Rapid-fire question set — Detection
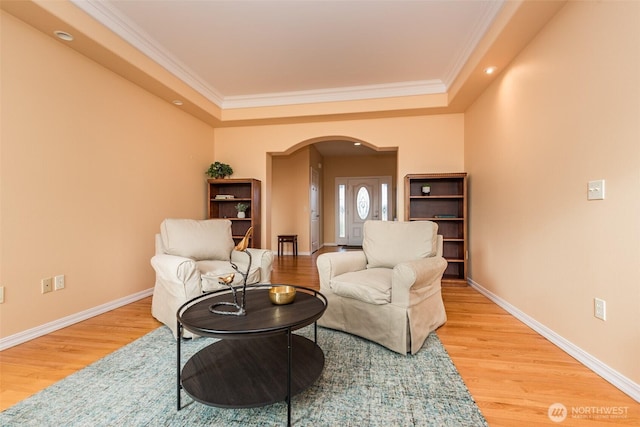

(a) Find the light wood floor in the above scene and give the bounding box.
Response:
[1,248,637,425]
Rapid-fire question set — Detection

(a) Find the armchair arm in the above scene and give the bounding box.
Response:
[234,248,274,284]
[316,251,367,291]
[391,256,448,307]
[150,254,202,300]
[154,233,164,255]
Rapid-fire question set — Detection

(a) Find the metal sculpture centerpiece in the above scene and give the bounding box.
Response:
[209,227,253,316]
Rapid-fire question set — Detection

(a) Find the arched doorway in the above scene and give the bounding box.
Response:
[269,137,397,254]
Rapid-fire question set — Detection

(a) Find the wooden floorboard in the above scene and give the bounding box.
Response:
[437,286,638,426]
[1,247,637,425]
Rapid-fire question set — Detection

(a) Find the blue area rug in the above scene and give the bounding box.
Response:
[1,326,487,426]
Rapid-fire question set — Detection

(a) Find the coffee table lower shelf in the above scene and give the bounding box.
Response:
[181,333,324,408]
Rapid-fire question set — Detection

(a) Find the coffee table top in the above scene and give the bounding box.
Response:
[177,285,327,339]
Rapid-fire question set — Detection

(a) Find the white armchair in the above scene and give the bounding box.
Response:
[316,220,447,354]
[150,218,273,337]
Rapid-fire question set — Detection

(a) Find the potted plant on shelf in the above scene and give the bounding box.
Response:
[206,162,233,179]
[421,183,431,195]
[235,202,249,218]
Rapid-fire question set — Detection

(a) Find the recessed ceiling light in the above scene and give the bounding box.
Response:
[54,31,74,42]
[353,142,361,146]
[172,100,184,106]
[484,66,497,75]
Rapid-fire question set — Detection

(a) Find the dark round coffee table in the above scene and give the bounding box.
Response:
[176,284,327,426]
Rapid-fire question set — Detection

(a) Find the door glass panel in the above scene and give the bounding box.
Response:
[339,184,346,238]
[356,186,370,220]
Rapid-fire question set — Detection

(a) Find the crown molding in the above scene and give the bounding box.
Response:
[221,80,447,109]
[70,0,453,109]
[442,0,505,88]
[70,0,225,106]
[71,0,503,110]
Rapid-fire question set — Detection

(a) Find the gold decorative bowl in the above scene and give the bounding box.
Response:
[269,286,296,305]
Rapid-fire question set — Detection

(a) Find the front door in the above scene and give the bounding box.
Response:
[336,176,392,246]
[347,178,378,245]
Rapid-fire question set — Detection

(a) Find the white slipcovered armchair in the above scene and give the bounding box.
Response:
[316,220,447,354]
[151,218,273,337]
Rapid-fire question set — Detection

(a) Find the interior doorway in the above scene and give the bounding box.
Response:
[269,137,397,253]
[310,167,320,253]
[335,176,392,246]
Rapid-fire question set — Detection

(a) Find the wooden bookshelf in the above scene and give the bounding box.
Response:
[404,173,468,285]
[207,178,261,248]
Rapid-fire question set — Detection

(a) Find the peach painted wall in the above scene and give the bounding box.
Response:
[213,114,464,249]
[0,12,215,337]
[271,147,313,252]
[465,1,640,383]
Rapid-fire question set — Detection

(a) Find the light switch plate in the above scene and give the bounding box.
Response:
[588,179,605,200]
[594,298,606,320]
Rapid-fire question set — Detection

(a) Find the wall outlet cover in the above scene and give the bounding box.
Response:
[41,278,53,294]
[594,297,606,321]
[54,275,65,290]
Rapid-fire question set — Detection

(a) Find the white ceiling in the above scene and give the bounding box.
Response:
[72,0,505,110]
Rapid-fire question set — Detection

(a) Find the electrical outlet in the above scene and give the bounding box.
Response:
[54,275,65,290]
[594,298,606,321]
[0,286,5,303]
[41,277,53,294]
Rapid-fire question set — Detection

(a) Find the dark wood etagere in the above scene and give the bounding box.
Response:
[404,173,468,285]
[207,178,261,248]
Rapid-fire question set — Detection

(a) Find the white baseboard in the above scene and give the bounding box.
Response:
[0,288,154,351]
[468,278,640,403]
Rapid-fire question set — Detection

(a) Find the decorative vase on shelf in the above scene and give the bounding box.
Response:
[235,202,248,218]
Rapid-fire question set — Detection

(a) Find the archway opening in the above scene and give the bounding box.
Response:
[268,137,397,254]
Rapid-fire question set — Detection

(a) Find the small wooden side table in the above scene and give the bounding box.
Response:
[277,234,298,256]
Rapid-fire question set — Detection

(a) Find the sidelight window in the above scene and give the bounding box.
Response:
[338,184,346,238]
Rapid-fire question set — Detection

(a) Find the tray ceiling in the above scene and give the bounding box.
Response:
[72,0,505,109]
